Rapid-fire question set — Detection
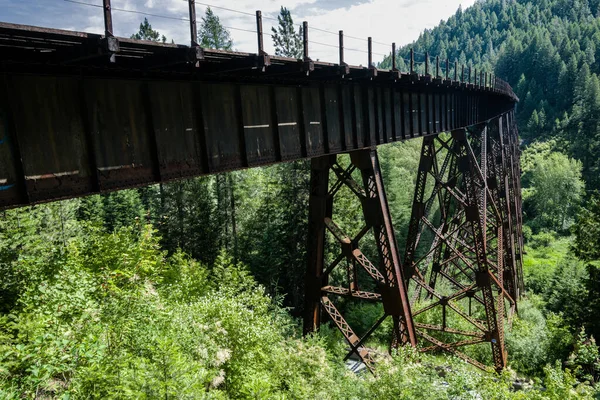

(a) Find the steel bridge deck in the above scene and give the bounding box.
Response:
[0,22,516,210]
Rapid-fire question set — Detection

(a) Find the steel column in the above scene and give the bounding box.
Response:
[402,119,519,372]
[304,148,416,372]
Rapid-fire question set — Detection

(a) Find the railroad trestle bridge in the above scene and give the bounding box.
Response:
[0,0,522,373]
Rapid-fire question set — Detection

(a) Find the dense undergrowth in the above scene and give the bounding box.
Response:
[0,219,597,399]
[3,0,600,395]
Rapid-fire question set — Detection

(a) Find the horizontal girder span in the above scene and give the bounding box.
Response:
[0,22,517,210]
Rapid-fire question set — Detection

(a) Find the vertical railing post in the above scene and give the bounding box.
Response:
[338,30,348,75]
[303,21,309,60]
[255,10,269,69]
[188,0,198,46]
[103,0,113,37]
[256,11,264,54]
[454,60,458,81]
[368,37,376,77]
[461,64,465,83]
[392,42,397,71]
[425,52,429,76]
[436,56,440,78]
[102,0,118,63]
[410,48,414,74]
[446,59,449,80]
[302,21,313,72]
[187,0,203,66]
[368,37,373,67]
[339,30,344,65]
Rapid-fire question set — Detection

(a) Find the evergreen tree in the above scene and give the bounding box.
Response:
[131,18,167,43]
[198,7,233,50]
[573,195,600,261]
[271,7,303,58]
[76,194,105,226]
[237,161,310,310]
[158,178,219,265]
[102,190,144,232]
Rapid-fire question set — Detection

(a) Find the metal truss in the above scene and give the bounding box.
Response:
[304,148,416,372]
[402,110,524,372]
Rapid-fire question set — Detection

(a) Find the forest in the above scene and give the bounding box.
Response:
[1,0,600,398]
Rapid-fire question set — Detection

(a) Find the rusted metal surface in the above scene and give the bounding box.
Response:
[304,149,415,373]
[0,21,516,210]
[402,112,523,372]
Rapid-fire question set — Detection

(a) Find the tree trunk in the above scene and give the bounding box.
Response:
[228,173,238,262]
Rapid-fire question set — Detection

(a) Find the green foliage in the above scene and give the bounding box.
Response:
[565,328,600,383]
[521,147,584,232]
[358,347,595,399]
[572,194,600,261]
[379,140,423,248]
[522,233,572,294]
[271,7,303,58]
[199,7,232,50]
[237,161,310,310]
[0,202,81,313]
[0,224,348,398]
[157,178,220,265]
[378,0,600,193]
[522,231,593,333]
[1,199,599,398]
[584,262,600,342]
[541,361,597,399]
[100,190,145,232]
[544,259,589,330]
[130,18,166,43]
[505,296,574,376]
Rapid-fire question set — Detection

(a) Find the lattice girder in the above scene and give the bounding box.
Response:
[402,113,522,372]
[304,148,416,373]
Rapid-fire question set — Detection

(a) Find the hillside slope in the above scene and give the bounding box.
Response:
[381,0,600,189]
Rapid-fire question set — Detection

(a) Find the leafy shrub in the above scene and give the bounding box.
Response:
[565,328,600,383]
[1,208,598,399]
[531,231,557,248]
[0,226,354,399]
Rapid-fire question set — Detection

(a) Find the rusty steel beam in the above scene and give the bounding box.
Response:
[401,112,522,372]
[304,155,333,334]
[305,148,415,373]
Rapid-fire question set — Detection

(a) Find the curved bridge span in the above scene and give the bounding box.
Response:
[0,22,516,209]
[0,16,522,372]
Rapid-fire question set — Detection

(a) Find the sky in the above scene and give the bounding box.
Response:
[0,0,476,65]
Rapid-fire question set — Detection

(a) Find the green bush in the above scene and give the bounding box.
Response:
[0,226,355,399]
[0,208,598,399]
[505,296,575,377]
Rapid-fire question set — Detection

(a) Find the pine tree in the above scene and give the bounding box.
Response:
[77,194,105,226]
[271,7,302,58]
[131,18,167,43]
[198,7,233,50]
[102,190,144,232]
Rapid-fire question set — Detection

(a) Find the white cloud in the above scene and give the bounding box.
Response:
[188,0,476,65]
[2,0,475,65]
